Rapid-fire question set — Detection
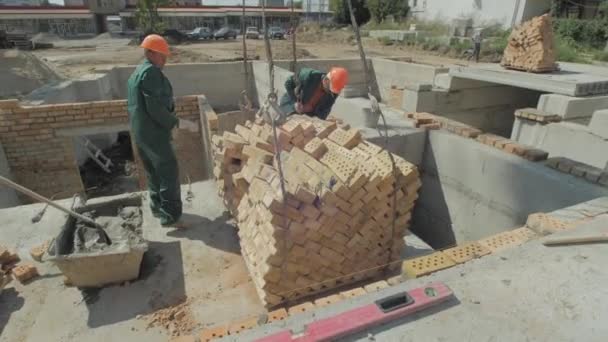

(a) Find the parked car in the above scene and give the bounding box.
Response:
[245,26,260,39]
[213,27,237,40]
[269,26,285,40]
[187,27,212,40]
[161,29,187,44]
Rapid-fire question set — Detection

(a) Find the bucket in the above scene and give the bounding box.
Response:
[362,107,380,128]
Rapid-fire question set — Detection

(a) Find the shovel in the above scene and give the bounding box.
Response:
[0,175,111,245]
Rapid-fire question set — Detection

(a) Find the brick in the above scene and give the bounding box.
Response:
[199,326,228,342]
[0,249,19,266]
[29,240,50,262]
[339,287,367,299]
[267,308,288,323]
[228,316,258,335]
[287,301,315,315]
[313,294,343,307]
[442,242,490,264]
[363,280,390,293]
[525,213,570,235]
[11,263,38,283]
[478,227,537,253]
[402,252,456,279]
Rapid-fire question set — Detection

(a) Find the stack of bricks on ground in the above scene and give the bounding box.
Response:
[406,111,549,162]
[501,14,558,73]
[1,244,39,285]
[0,97,204,201]
[211,114,421,307]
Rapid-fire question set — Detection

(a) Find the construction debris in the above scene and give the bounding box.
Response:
[501,14,558,73]
[211,115,421,307]
[143,300,198,337]
[29,240,50,262]
[12,263,39,283]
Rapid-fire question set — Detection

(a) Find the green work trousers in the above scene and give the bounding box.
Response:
[136,139,182,225]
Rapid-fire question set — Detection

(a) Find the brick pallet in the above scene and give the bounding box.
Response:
[501,14,557,73]
[211,115,421,307]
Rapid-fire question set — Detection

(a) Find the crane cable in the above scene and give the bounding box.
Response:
[290,0,302,104]
[345,0,399,275]
[239,0,252,112]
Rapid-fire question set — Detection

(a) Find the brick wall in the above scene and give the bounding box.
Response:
[0,96,205,202]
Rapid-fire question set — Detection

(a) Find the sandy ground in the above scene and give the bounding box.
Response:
[31,35,465,79]
[0,181,265,342]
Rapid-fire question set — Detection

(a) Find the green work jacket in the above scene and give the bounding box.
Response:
[127,59,178,146]
[279,67,337,120]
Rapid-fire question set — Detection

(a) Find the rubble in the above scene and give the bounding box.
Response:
[211,115,421,307]
[501,14,558,73]
[143,300,198,337]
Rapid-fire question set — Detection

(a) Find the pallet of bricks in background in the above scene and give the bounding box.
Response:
[500,14,558,73]
[210,114,421,307]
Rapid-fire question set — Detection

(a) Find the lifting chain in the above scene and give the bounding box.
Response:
[239,0,252,112]
[346,0,397,273]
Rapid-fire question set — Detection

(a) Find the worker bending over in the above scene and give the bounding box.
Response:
[127,34,187,228]
[280,67,349,119]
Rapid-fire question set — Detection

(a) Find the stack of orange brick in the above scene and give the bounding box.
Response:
[211,115,421,307]
[501,14,558,73]
[476,133,548,161]
[406,112,482,138]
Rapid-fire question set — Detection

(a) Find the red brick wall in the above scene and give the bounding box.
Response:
[0,96,204,202]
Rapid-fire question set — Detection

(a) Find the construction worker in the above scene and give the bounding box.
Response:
[127,34,185,228]
[280,67,349,120]
[471,30,483,63]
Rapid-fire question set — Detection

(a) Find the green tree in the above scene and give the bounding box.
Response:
[330,0,371,25]
[367,0,409,22]
[136,0,168,33]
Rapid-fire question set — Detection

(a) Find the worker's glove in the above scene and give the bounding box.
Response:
[295,102,304,114]
[178,118,199,133]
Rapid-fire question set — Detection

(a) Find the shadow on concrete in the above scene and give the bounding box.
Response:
[410,137,457,249]
[167,211,241,255]
[85,240,186,328]
[0,287,25,336]
[334,297,462,341]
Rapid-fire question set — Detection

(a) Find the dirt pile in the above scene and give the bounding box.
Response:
[297,24,355,45]
[143,300,198,337]
[501,14,557,72]
[169,47,213,63]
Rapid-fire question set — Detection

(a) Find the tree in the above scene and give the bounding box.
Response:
[135,0,168,34]
[367,0,409,22]
[330,0,371,25]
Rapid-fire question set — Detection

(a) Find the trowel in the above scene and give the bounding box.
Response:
[0,176,111,245]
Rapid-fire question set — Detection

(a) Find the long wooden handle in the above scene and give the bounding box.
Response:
[0,175,99,227]
[543,233,608,246]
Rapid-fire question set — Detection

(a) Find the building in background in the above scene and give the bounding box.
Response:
[0,0,41,6]
[261,0,284,7]
[409,0,551,29]
[63,0,86,6]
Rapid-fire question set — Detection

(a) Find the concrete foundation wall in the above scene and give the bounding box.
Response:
[371,58,448,103]
[404,85,541,136]
[413,130,608,248]
[537,93,608,120]
[511,118,608,169]
[0,141,20,208]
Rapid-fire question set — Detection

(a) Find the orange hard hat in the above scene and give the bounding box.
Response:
[140,34,170,56]
[327,67,349,94]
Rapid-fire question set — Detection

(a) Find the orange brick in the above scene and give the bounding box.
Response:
[287,301,315,315]
[267,308,288,323]
[363,280,390,293]
[12,263,38,283]
[199,326,228,342]
[228,316,259,335]
[339,287,367,299]
[29,241,49,262]
[313,294,343,307]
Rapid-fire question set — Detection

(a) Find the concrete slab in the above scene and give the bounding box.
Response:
[589,109,608,139]
[511,119,608,169]
[537,93,608,120]
[450,63,608,96]
[239,214,608,341]
[0,181,265,342]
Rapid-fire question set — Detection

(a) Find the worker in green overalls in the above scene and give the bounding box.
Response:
[279,67,349,119]
[127,34,185,228]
